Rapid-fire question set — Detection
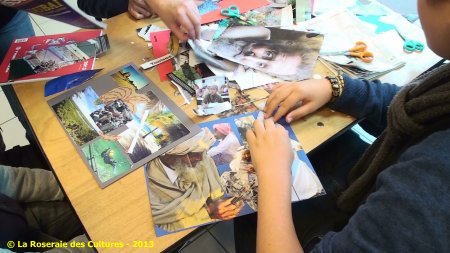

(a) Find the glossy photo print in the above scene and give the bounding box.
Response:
[89,99,133,134]
[146,127,246,236]
[117,95,191,163]
[82,138,132,184]
[52,86,102,146]
[49,63,200,188]
[208,27,324,81]
[111,64,149,90]
[195,76,232,115]
[146,111,325,236]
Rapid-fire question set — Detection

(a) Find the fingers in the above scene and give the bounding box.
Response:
[246,128,256,147]
[286,103,315,123]
[135,0,150,10]
[272,95,301,122]
[253,120,265,138]
[264,89,290,119]
[185,8,201,39]
[177,12,195,39]
[169,23,188,41]
[129,8,144,19]
[264,118,275,130]
[128,0,151,19]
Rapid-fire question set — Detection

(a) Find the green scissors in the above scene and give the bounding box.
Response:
[396,28,424,53]
[220,5,256,25]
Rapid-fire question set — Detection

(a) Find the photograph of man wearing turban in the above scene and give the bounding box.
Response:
[146,128,244,233]
[207,123,241,165]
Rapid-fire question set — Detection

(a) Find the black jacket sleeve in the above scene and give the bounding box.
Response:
[77,0,129,19]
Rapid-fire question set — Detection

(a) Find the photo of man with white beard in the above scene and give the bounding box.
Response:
[146,128,244,233]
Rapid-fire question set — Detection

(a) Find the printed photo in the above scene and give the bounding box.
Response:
[111,65,149,90]
[244,6,284,27]
[208,27,324,81]
[217,89,262,118]
[268,0,289,8]
[90,99,133,134]
[168,50,215,95]
[82,139,132,183]
[195,76,232,115]
[52,86,103,146]
[221,148,258,211]
[146,128,244,234]
[146,112,325,236]
[169,51,200,91]
[117,91,190,162]
[10,45,86,79]
[207,123,241,166]
[234,115,256,145]
[197,0,221,15]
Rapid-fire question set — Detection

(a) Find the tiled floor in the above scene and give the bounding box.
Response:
[0,89,29,149]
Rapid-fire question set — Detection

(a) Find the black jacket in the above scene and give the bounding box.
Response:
[77,0,128,19]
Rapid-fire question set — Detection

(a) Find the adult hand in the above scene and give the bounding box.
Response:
[128,0,152,19]
[208,198,244,220]
[146,0,201,40]
[264,79,333,123]
[246,119,293,188]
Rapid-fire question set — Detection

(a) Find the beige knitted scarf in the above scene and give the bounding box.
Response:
[337,64,450,213]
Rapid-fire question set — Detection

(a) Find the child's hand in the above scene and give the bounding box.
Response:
[147,0,200,40]
[246,119,293,188]
[264,79,332,123]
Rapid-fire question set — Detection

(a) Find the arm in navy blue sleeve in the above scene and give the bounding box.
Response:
[328,75,401,137]
[311,130,450,253]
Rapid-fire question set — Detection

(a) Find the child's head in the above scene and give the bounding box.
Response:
[418,0,450,59]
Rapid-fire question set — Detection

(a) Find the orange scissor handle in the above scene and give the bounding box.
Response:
[349,51,374,63]
[349,41,368,52]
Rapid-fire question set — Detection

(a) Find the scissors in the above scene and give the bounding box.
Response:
[322,41,374,63]
[220,5,256,25]
[395,28,424,53]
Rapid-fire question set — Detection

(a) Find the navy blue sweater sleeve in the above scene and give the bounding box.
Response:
[311,129,450,253]
[77,0,128,19]
[328,76,401,136]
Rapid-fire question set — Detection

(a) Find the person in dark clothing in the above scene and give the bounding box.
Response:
[239,0,450,252]
[77,0,129,19]
[77,0,201,40]
[0,165,88,253]
[0,5,35,61]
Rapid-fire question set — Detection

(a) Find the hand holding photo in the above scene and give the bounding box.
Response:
[195,76,232,115]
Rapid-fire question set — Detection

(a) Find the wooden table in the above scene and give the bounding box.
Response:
[13,13,354,252]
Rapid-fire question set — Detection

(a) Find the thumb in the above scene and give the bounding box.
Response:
[285,103,315,123]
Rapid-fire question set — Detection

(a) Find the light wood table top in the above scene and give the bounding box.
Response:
[13,13,354,252]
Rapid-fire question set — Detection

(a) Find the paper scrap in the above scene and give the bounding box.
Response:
[44,69,102,97]
[201,0,270,24]
[150,30,174,81]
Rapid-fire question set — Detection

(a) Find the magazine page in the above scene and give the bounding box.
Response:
[48,63,200,188]
[295,10,405,73]
[0,30,104,84]
[145,111,325,236]
[208,27,324,81]
[0,0,105,29]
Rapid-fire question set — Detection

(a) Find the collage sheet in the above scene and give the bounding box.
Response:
[48,63,200,187]
[145,111,325,236]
